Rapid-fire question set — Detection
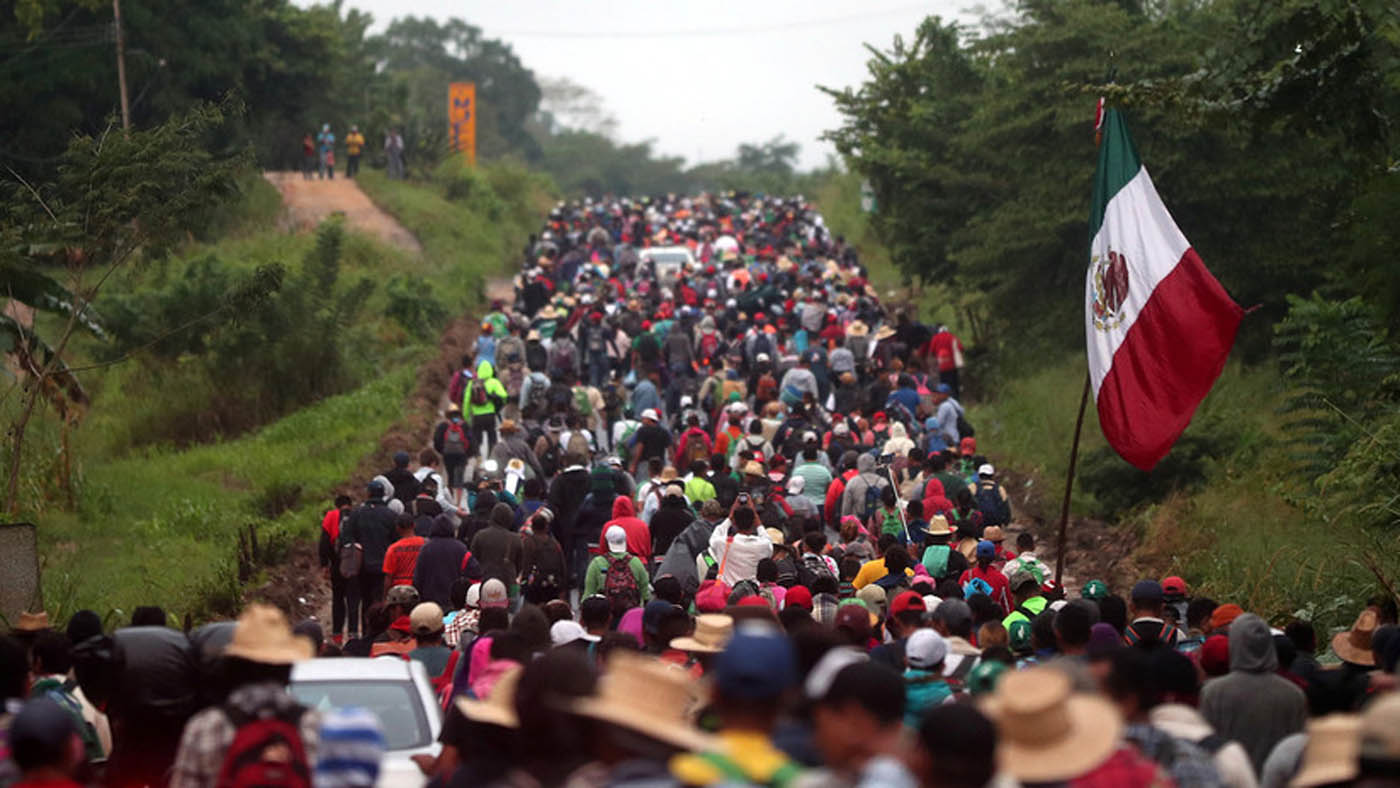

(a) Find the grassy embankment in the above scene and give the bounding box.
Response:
[30,160,551,625]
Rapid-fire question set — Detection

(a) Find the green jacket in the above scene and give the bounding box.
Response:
[464,360,508,416]
[583,551,651,602]
[1002,595,1048,630]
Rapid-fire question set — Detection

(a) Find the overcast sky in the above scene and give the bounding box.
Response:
[327,0,972,170]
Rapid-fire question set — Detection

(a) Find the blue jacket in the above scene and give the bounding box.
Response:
[903,668,952,729]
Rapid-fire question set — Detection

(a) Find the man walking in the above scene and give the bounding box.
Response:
[385,128,405,179]
[344,125,365,178]
[339,480,397,638]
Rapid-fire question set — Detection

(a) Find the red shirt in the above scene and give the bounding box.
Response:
[925,331,964,373]
[321,508,342,543]
[959,564,1011,613]
[382,536,425,586]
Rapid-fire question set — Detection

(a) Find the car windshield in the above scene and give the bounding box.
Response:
[289,680,431,750]
[646,252,689,265]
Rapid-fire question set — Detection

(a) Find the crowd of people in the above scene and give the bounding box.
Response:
[300,125,405,181]
[4,192,1400,787]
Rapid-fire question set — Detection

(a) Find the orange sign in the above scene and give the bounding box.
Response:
[448,82,477,164]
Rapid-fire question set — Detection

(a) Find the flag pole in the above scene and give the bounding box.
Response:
[1053,374,1091,585]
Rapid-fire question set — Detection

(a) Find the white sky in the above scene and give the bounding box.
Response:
[327,0,972,170]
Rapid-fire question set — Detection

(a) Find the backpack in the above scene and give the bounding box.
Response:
[550,340,578,373]
[573,387,593,417]
[442,421,469,456]
[797,552,835,588]
[751,332,773,360]
[469,380,488,407]
[338,542,363,579]
[448,368,472,406]
[537,434,561,478]
[523,534,566,603]
[861,478,882,523]
[757,373,778,402]
[681,430,709,468]
[604,553,641,618]
[699,331,720,362]
[974,481,1010,526]
[957,410,975,439]
[547,383,574,414]
[216,703,312,788]
[526,372,550,413]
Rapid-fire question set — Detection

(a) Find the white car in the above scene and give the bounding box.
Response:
[639,245,694,288]
[289,657,442,787]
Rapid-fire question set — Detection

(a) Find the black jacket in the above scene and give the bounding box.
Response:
[547,467,591,546]
[341,499,397,569]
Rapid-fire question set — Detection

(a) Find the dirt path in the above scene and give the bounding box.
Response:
[263,172,423,254]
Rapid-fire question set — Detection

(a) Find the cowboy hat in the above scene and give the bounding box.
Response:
[223,604,315,665]
[845,320,869,338]
[874,325,896,341]
[983,525,1006,543]
[923,515,952,537]
[571,651,718,752]
[537,306,558,320]
[1292,714,1362,787]
[1332,608,1380,666]
[659,466,679,482]
[455,664,524,729]
[14,611,51,632]
[670,614,734,654]
[981,667,1121,783]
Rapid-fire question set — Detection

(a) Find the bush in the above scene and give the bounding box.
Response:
[385,274,449,338]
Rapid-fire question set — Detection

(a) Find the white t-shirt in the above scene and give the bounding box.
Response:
[704,520,774,587]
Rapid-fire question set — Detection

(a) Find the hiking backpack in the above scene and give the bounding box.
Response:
[604,554,641,618]
[756,373,778,403]
[546,383,574,414]
[442,421,469,456]
[550,339,578,374]
[468,380,488,407]
[751,332,773,360]
[973,481,1010,526]
[523,535,566,603]
[526,372,550,414]
[797,552,835,588]
[537,434,562,478]
[448,369,472,406]
[216,704,312,788]
[860,478,882,524]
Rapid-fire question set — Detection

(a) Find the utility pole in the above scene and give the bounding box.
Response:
[113,0,131,130]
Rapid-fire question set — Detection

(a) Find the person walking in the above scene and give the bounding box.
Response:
[316,123,335,179]
[344,124,365,178]
[464,360,508,460]
[339,480,397,638]
[385,128,405,179]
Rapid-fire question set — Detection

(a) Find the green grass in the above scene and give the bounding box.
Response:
[38,367,414,622]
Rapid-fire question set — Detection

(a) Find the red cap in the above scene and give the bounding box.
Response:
[784,586,813,611]
[872,411,887,423]
[889,590,926,617]
[1200,634,1230,677]
[589,312,602,323]
[1161,576,1187,596]
[959,437,977,455]
[737,595,770,609]
[641,320,652,330]
[390,616,412,634]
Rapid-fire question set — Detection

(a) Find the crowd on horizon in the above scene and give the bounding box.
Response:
[4,192,1400,787]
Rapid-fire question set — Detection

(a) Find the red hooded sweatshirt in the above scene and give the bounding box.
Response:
[606,496,651,563]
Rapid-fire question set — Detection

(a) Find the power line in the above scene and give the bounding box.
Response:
[490,3,928,40]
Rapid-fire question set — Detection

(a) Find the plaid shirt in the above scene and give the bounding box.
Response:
[1126,723,1224,788]
[812,592,841,626]
[170,683,322,788]
[444,607,478,649]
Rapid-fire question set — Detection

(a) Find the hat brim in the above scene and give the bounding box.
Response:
[1331,632,1376,666]
[571,697,718,753]
[986,694,1121,783]
[454,695,518,729]
[224,639,314,665]
[669,636,725,654]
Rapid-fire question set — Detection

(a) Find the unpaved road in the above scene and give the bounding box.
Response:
[263,172,422,254]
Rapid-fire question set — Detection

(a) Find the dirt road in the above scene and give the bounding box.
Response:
[263,172,422,254]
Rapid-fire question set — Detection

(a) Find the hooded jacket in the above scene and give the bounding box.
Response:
[340,498,397,569]
[605,496,651,562]
[840,454,888,520]
[465,361,508,417]
[413,515,470,608]
[1200,613,1307,773]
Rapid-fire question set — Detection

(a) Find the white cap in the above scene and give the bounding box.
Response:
[756,353,770,363]
[1049,599,1069,613]
[728,401,748,414]
[786,476,805,495]
[641,408,660,422]
[605,525,627,552]
[833,422,850,435]
[679,395,693,408]
[804,646,869,700]
[465,582,481,608]
[905,629,949,669]
[978,463,996,477]
[549,619,599,646]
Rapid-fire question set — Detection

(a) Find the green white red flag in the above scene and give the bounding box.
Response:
[1086,109,1243,470]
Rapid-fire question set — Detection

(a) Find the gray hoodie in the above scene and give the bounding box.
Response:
[1200,613,1307,774]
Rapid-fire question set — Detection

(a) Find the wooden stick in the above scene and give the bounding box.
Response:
[1054,375,1092,585]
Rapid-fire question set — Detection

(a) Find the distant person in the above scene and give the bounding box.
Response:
[316,123,335,179]
[301,133,316,180]
[344,124,365,178]
[385,128,405,179]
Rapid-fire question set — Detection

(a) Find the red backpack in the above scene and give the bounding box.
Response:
[216,704,312,788]
[604,553,641,618]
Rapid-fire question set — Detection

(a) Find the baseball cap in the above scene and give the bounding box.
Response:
[409,602,444,636]
[465,583,482,609]
[834,603,874,638]
[967,660,1007,696]
[605,525,627,552]
[934,598,973,632]
[832,422,850,436]
[1008,618,1033,653]
[959,436,977,455]
[935,383,952,394]
[1130,579,1164,603]
[713,624,796,701]
[1161,576,1188,597]
[642,600,677,635]
[390,616,412,634]
[976,540,996,559]
[9,698,76,768]
[905,629,948,669]
[977,463,995,477]
[479,578,509,609]
[856,585,887,616]
[889,590,926,618]
[641,408,660,422]
[386,585,420,608]
[1080,579,1109,600]
[1006,566,1040,592]
[549,620,599,646]
[784,586,813,611]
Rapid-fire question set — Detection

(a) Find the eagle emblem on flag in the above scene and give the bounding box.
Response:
[1089,249,1130,331]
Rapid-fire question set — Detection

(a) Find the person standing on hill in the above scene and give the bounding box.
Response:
[316,123,335,179]
[464,360,508,460]
[923,325,965,398]
[301,133,316,180]
[385,128,405,179]
[344,124,365,178]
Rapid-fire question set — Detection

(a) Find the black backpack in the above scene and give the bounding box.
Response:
[974,481,1010,526]
[523,533,566,603]
[537,433,562,478]
[796,553,835,588]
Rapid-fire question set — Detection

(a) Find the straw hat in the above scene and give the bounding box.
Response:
[981,666,1120,783]
[659,466,679,482]
[223,604,315,665]
[923,514,952,537]
[765,527,785,545]
[845,320,869,338]
[1291,714,1362,787]
[571,651,718,752]
[537,305,558,320]
[455,664,523,729]
[983,526,1005,543]
[670,614,734,654]
[1332,608,1380,666]
[15,611,51,632]
[499,419,519,434]
[874,325,896,341]
[743,461,765,477]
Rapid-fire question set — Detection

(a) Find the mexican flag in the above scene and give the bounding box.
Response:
[1086,109,1243,470]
